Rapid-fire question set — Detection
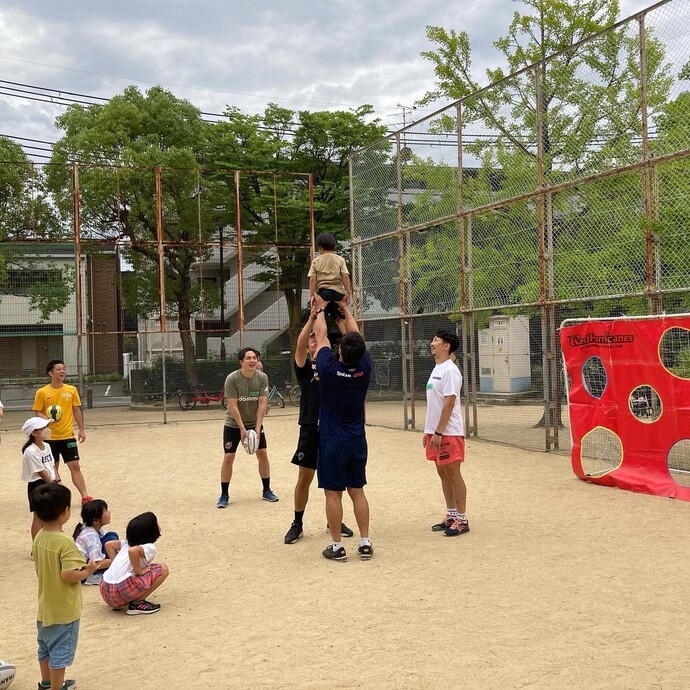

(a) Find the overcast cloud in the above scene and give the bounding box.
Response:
[0,0,664,156]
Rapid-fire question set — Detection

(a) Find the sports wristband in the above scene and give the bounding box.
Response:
[434,431,442,436]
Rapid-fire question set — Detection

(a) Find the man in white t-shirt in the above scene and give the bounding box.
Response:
[423,330,469,537]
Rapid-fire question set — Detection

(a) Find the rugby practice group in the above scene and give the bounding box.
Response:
[12,248,471,689]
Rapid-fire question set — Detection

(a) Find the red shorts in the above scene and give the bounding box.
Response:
[99,563,165,608]
[424,435,465,466]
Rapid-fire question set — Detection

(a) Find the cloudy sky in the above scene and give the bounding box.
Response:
[0,0,664,158]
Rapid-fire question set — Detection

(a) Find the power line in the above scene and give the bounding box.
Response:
[0,54,408,111]
[0,79,299,133]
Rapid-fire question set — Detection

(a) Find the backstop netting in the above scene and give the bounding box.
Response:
[0,163,314,419]
[350,0,690,452]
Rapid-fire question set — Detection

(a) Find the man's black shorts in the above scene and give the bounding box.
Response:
[291,424,319,470]
[317,435,368,491]
[48,439,80,463]
[223,425,267,454]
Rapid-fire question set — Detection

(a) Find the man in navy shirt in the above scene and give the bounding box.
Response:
[313,295,373,562]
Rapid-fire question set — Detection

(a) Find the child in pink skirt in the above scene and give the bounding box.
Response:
[99,512,169,615]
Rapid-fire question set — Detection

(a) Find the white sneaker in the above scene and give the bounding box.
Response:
[84,571,103,586]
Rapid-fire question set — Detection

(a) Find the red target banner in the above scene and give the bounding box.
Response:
[560,316,690,500]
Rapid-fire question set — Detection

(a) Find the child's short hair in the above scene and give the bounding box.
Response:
[32,483,72,522]
[316,232,336,251]
[238,347,260,362]
[126,512,161,546]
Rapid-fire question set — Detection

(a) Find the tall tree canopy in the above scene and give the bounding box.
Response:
[46,86,212,383]
[209,103,386,352]
[389,0,673,315]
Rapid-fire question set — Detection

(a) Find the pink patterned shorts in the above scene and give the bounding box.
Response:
[99,563,165,608]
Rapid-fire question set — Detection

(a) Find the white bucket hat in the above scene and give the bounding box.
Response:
[22,416,52,437]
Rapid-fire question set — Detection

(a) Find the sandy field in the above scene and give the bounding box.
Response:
[1,404,690,690]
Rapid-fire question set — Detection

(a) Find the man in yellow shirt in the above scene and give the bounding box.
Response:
[33,359,92,505]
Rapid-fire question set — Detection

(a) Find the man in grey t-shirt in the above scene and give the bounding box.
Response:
[217,347,278,508]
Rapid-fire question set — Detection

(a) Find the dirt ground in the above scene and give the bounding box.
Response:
[1,405,689,689]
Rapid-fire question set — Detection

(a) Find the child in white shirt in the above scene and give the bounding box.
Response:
[20,417,56,541]
[100,511,169,615]
[73,499,121,585]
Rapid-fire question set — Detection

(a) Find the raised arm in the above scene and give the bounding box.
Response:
[312,295,331,355]
[295,306,317,368]
[337,300,360,335]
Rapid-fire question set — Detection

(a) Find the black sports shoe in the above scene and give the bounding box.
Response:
[444,517,470,537]
[322,545,347,562]
[127,599,161,615]
[326,522,355,538]
[431,515,453,532]
[358,543,374,560]
[284,522,304,544]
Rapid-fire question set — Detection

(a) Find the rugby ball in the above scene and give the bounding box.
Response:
[242,429,258,455]
[0,660,16,689]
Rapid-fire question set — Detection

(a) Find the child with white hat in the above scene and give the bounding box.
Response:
[21,417,57,541]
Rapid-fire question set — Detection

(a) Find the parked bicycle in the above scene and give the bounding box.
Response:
[178,384,228,411]
[266,383,285,409]
[289,384,301,407]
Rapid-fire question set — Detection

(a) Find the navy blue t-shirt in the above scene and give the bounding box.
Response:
[316,347,372,438]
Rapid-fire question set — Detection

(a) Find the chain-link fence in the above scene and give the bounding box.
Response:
[0,163,314,419]
[350,0,690,452]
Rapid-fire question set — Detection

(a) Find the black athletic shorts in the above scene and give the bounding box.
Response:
[28,479,47,512]
[317,435,368,491]
[223,425,267,454]
[291,424,320,470]
[48,438,80,463]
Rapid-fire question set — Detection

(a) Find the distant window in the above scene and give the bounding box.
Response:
[0,269,62,296]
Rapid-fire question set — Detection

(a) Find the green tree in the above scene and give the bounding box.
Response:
[0,137,71,320]
[403,0,672,313]
[209,104,387,353]
[45,86,214,384]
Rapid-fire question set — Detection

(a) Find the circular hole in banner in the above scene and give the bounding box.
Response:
[582,356,607,399]
[628,385,662,423]
[668,439,690,488]
[580,426,623,477]
[659,327,690,380]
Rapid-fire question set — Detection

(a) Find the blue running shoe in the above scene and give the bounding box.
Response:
[216,494,229,509]
[262,489,279,502]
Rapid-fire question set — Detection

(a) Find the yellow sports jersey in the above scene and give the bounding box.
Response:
[34,529,84,625]
[33,384,81,440]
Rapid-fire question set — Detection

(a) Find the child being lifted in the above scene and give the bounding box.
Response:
[308,232,351,320]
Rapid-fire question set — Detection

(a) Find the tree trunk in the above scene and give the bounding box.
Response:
[176,272,197,387]
[285,285,303,360]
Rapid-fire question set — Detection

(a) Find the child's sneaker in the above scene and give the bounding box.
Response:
[444,517,470,537]
[127,599,161,615]
[431,514,453,532]
[83,571,103,586]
